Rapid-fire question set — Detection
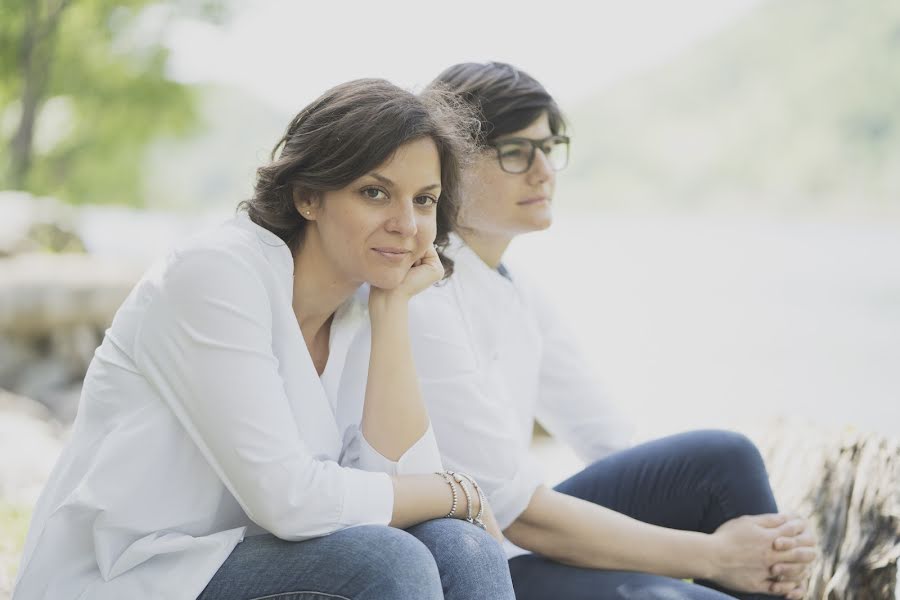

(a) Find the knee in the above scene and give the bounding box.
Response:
[413,519,510,580]
[695,429,767,473]
[353,526,443,599]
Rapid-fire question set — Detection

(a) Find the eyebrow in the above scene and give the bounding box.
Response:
[369,172,441,193]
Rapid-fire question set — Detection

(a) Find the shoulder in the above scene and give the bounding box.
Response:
[142,215,287,307]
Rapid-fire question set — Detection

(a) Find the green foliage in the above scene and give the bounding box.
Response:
[0,0,226,206]
[565,0,900,215]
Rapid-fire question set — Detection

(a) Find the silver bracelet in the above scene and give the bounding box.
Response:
[452,472,486,530]
[449,472,474,524]
[435,471,458,518]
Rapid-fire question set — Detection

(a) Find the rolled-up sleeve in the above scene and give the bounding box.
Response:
[340,422,443,475]
[409,294,544,530]
[133,248,394,541]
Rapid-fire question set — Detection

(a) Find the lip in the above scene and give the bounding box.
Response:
[517,196,549,206]
[371,247,412,262]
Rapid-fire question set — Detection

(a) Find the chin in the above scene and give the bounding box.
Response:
[365,268,407,291]
[520,214,553,233]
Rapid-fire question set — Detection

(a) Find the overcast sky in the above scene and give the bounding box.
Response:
[165,0,763,115]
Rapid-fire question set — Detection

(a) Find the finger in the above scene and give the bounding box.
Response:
[768,579,800,596]
[770,561,808,581]
[791,532,817,548]
[774,518,806,539]
[773,536,796,551]
[786,582,808,600]
[772,547,817,565]
[752,513,790,528]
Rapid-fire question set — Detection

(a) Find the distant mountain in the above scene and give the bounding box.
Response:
[563,0,900,216]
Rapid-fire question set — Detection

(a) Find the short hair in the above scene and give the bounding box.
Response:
[427,62,565,146]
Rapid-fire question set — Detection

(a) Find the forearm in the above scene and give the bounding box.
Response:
[362,293,429,460]
[389,473,479,529]
[505,486,717,580]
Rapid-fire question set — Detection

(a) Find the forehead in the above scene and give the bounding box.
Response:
[497,112,552,141]
[372,137,441,183]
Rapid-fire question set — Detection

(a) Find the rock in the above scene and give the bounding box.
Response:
[0,252,140,335]
[0,191,84,257]
[751,419,900,599]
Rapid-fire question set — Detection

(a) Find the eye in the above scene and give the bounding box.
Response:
[361,186,387,200]
[414,195,438,207]
[500,147,526,159]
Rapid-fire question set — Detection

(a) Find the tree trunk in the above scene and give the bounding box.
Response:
[7,0,72,188]
[753,421,900,599]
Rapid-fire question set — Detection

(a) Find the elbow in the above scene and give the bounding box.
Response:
[252,506,339,543]
[243,492,343,543]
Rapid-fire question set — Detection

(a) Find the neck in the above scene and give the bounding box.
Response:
[291,228,360,336]
[457,229,512,270]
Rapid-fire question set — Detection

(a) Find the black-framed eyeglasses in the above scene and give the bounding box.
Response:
[488,135,570,174]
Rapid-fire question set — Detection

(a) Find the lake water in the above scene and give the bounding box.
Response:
[506,212,900,445]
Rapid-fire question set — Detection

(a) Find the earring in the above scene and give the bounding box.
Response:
[305,210,310,215]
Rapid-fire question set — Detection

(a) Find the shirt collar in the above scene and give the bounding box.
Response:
[446,232,515,284]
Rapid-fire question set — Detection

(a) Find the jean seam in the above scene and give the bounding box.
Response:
[247,592,352,600]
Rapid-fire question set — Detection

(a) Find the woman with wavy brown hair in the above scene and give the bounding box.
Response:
[13,79,515,600]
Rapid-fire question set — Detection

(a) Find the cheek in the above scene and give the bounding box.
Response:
[417,213,438,246]
[322,207,372,256]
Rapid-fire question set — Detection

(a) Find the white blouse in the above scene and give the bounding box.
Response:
[13,212,443,600]
[405,234,635,559]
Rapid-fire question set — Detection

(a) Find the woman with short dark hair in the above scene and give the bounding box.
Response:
[13,79,515,600]
[402,61,818,600]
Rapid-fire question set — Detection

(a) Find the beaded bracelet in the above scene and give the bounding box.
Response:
[450,471,486,530]
[448,472,476,524]
[435,471,459,518]
[452,472,486,529]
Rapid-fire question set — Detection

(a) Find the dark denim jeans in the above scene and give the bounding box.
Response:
[198,518,514,599]
[508,429,782,600]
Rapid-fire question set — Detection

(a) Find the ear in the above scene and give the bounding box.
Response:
[292,187,320,220]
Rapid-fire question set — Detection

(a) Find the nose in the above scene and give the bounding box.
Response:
[385,199,417,237]
[527,148,554,184]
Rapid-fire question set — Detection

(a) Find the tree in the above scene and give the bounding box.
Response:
[0,0,227,206]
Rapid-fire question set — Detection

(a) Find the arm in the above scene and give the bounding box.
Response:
[506,484,813,597]
[350,246,445,473]
[134,249,470,540]
[408,288,546,530]
[361,291,434,461]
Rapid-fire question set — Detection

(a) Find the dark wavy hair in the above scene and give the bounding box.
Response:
[426,62,565,146]
[237,78,477,278]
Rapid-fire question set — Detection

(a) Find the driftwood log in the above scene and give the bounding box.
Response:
[752,420,900,600]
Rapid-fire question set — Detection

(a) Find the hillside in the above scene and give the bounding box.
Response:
[564,0,900,216]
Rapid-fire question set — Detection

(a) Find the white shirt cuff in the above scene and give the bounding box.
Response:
[337,468,394,527]
[353,422,444,475]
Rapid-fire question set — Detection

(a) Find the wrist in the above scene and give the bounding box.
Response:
[694,532,723,581]
[368,289,410,319]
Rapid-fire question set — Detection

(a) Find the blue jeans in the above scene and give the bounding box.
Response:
[197,518,514,599]
[508,429,781,600]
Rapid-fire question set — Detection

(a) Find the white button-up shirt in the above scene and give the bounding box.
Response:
[406,234,634,559]
[13,212,443,600]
